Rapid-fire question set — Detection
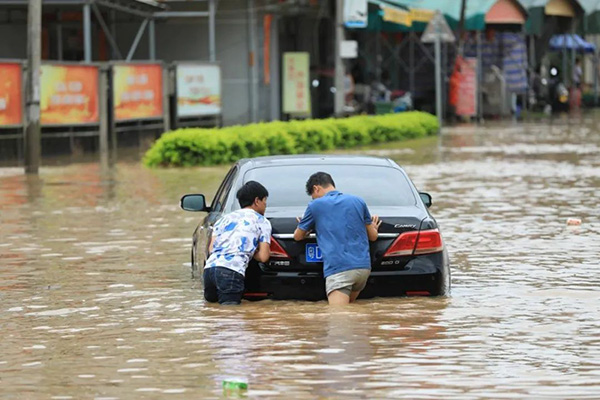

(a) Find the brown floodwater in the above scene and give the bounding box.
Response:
[1,115,600,399]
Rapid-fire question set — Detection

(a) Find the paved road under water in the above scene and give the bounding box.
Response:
[1,116,599,399]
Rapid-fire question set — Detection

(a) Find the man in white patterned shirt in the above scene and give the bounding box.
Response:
[204,181,272,305]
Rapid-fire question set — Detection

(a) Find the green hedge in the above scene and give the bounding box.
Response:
[143,111,439,167]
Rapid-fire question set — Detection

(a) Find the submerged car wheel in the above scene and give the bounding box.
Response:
[191,247,200,280]
[440,266,451,296]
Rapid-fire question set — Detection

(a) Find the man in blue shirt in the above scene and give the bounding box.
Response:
[293,172,381,305]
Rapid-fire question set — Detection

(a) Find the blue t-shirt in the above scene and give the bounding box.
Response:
[298,191,372,278]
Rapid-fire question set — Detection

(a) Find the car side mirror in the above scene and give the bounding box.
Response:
[419,192,432,208]
[180,194,210,212]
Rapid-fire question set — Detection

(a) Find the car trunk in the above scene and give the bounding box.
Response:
[265,206,427,273]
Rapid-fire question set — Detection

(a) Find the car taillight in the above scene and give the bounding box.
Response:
[270,237,290,258]
[414,229,443,255]
[383,229,443,257]
[383,231,418,257]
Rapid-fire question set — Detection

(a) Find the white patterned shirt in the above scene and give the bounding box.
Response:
[205,208,272,276]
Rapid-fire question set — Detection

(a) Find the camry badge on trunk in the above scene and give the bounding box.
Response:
[394,224,416,229]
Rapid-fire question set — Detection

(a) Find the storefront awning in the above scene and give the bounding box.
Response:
[375,0,527,31]
[580,0,600,34]
[522,0,585,35]
[485,0,527,24]
[359,0,530,32]
[549,33,596,53]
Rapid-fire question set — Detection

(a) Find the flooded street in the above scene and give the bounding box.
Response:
[1,116,600,399]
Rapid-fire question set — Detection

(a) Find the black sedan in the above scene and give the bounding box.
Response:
[180,155,450,300]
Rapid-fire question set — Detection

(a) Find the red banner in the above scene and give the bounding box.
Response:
[452,57,478,117]
[0,63,23,126]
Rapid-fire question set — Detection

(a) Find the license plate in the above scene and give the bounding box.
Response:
[305,243,323,263]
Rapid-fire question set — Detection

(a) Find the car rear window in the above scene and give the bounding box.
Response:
[243,164,417,208]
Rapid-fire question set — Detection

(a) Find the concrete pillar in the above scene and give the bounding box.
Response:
[25,0,42,174]
[99,67,109,169]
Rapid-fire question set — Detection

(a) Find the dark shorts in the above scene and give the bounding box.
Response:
[203,266,245,305]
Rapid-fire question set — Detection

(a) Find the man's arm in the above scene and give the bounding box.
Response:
[253,242,271,262]
[254,219,272,263]
[294,206,314,241]
[362,200,381,242]
[366,215,381,242]
[294,226,310,241]
[208,236,215,254]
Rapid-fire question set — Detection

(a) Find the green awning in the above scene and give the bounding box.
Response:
[579,0,600,33]
[587,10,600,33]
[366,0,532,32]
[521,0,585,35]
[366,0,411,32]
[383,0,502,31]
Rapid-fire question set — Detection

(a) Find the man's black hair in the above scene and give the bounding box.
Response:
[305,172,336,195]
[237,181,268,208]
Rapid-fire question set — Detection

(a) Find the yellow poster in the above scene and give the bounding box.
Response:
[40,64,99,125]
[113,64,163,121]
[382,7,412,26]
[410,8,435,23]
[283,52,311,115]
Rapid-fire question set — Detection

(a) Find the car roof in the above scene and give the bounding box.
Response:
[238,154,397,169]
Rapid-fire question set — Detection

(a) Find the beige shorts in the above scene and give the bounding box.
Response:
[325,268,370,296]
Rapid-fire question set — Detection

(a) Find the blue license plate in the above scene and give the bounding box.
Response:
[305,243,323,263]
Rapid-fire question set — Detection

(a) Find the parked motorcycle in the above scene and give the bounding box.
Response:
[529,66,569,114]
[548,67,570,112]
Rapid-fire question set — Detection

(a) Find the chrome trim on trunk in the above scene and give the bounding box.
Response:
[272,233,399,239]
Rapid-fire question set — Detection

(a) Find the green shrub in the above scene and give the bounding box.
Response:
[143,111,438,167]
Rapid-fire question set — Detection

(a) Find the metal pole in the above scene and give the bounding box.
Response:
[529,34,535,71]
[83,2,92,62]
[57,11,63,60]
[270,15,280,120]
[376,32,382,82]
[595,51,599,106]
[99,67,109,169]
[562,35,567,84]
[434,26,442,127]
[443,41,448,118]
[392,40,399,89]
[148,19,156,60]
[91,3,123,59]
[570,32,575,89]
[110,10,117,60]
[476,30,483,121]
[334,0,344,116]
[247,0,258,122]
[209,0,216,62]
[409,32,415,97]
[163,67,171,132]
[126,19,149,61]
[529,33,535,110]
[25,0,42,174]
